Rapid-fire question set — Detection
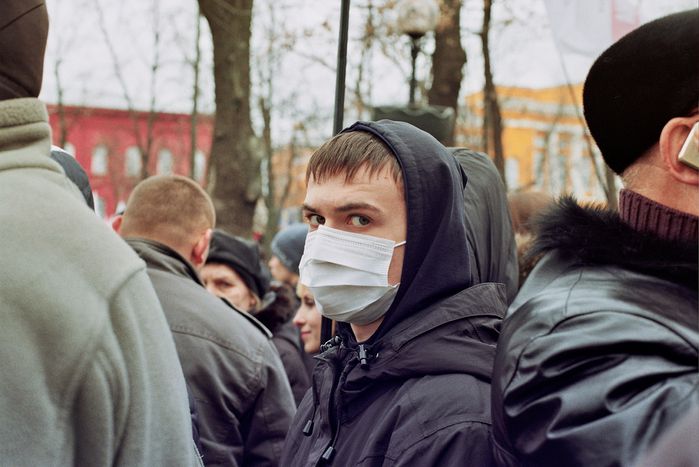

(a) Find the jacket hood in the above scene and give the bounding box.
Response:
[255,282,297,334]
[531,196,698,289]
[338,120,473,344]
[451,148,518,303]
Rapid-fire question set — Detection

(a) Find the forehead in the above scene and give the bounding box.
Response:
[304,164,405,210]
[202,263,243,281]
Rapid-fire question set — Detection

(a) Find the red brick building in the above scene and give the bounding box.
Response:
[47,105,213,218]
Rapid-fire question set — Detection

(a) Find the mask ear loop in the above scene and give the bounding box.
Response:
[318,240,406,344]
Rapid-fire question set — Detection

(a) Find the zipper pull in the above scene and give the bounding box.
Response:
[302,419,314,436]
[321,446,335,463]
[358,344,369,369]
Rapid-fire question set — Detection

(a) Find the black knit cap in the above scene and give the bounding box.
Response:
[206,230,270,299]
[583,9,699,175]
[0,1,48,100]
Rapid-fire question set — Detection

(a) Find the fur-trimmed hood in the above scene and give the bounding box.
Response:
[530,196,698,290]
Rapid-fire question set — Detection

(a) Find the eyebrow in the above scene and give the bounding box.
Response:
[302,202,381,214]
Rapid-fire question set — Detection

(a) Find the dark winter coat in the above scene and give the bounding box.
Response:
[256,282,312,406]
[491,197,699,467]
[273,320,312,406]
[451,148,518,303]
[281,120,506,466]
[127,239,296,467]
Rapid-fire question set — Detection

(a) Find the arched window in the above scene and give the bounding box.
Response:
[91,145,108,175]
[506,158,520,190]
[193,149,207,181]
[124,146,142,177]
[157,148,174,175]
[93,192,106,219]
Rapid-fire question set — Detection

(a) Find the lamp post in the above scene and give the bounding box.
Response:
[373,0,454,145]
[396,0,439,106]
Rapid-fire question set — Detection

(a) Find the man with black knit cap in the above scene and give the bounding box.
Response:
[0,2,201,465]
[281,120,506,466]
[203,229,311,405]
[491,10,698,467]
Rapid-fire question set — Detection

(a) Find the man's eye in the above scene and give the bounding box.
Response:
[308,214,325,226]
[349,215,370,227]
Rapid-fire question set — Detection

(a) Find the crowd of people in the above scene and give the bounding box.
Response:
[1,2,697,466]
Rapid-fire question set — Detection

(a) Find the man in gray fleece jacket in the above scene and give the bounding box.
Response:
[0,2,202,465]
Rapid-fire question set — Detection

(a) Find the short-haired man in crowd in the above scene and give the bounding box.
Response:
[491,10,698,466]
[0,2,201,464]
[281,121,506,465]
[114,175,295,466]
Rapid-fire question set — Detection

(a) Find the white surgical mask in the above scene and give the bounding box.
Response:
[299,225,406,325]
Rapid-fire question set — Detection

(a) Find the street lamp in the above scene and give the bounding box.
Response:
[396,0,439,106]
[373,0,454,145]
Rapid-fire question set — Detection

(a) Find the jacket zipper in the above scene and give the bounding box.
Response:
[316,345,367,465]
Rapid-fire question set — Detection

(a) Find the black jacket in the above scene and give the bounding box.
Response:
[281,120,506,466]
[256,283,312,406]
[451,148,518,303]
[127,239,296,467]
[491,198,699,467]
[273,320,312,406]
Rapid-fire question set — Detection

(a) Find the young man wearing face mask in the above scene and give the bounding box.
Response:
[280,120,506,466]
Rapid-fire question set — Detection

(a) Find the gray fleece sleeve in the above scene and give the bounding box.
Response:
[73,269,202,467]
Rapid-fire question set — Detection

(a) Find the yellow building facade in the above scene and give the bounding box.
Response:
[267,84,610,230]
[462,84,607,200]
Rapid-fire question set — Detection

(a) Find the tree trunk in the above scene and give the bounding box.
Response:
[428,0,466,147]
[190,7,202,179]
[199,0,258,237]
[481,0,506,188]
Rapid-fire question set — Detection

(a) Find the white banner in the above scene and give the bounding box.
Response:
[543,0,641,59]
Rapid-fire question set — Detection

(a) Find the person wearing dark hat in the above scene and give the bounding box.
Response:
[203,230,312,405]
[203,230,269,313]
[269,223,308,288]
[0,2,201,465]
[491,10,698,467]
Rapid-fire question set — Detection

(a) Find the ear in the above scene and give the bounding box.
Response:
[191,228,212,269]
[659,116,699,186]
[111,215,123,233]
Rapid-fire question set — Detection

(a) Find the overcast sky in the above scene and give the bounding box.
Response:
[40,0,696,143]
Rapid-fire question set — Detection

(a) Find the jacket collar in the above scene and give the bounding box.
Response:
[530,196,698,289]
[319,283,504,405]
[126,238,203,285]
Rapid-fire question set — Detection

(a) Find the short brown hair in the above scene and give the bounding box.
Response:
[121,175,215,248]
[306,131,402,184]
